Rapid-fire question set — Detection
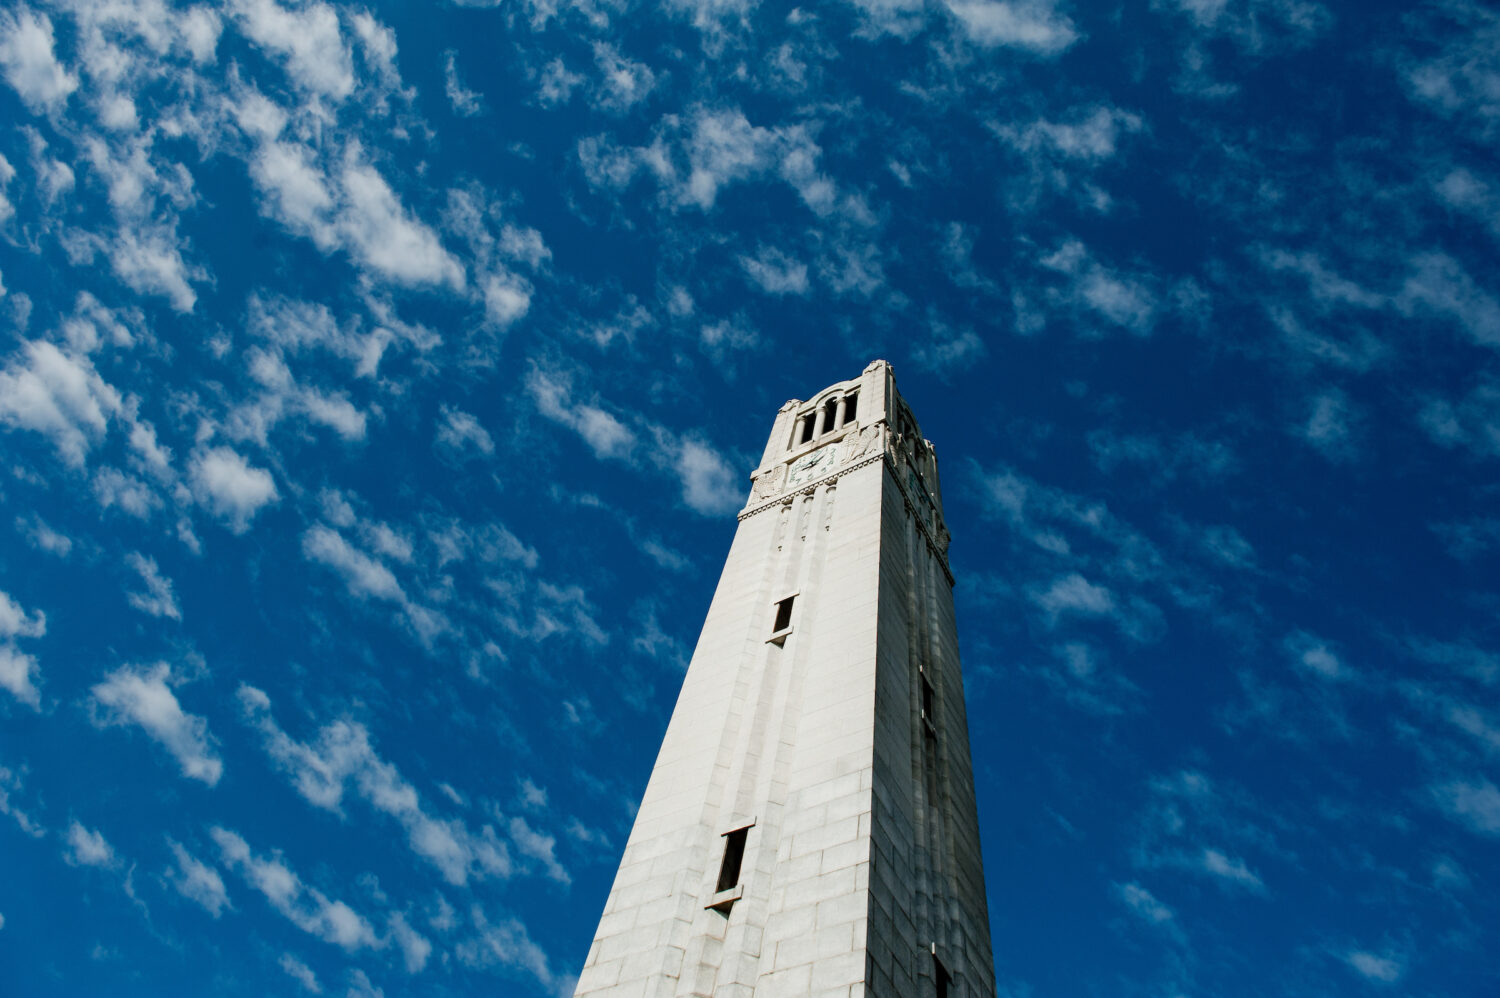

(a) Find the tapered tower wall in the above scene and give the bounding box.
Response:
[574,360,993,998]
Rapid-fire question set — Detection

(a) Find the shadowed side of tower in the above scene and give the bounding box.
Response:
[574,360,995,998]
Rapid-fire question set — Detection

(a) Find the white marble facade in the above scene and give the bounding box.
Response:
[573,361,995,998]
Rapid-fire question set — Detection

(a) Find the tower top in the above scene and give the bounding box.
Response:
[748,358,951,571]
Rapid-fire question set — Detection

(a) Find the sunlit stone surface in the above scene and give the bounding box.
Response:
[575,361,995,998]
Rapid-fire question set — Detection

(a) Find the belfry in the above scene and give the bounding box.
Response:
[575,361,995,998]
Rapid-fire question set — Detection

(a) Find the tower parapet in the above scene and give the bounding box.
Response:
[748,360,951,575]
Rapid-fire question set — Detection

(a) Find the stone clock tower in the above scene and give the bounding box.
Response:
[574,360,996,998]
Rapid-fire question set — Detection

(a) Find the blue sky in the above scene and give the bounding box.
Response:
[0,0,1496,995]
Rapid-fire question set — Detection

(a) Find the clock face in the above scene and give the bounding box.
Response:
[786,443,839,488]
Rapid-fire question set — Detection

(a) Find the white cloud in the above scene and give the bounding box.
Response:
[94,467,161,519]
[592,42,655,112]
[739,246,810,295]
[0,765,43,837]
[1300,390,1355,460]
[0,590,45,640]
[233,0,354,99]
[0,153,13,223]
[190,446,279,532]
[349,10,400,97]
[1032,572,1116,619]
[1431,855,1470,892]
[1042,641,1142,716]
[1401,252,1500,347]
[913,321,986,374]
[0,340,123,468]
[517,778,547,811]
[1286,631,1342,680]
[301,519,445,642]
[1167,0,1229,27]
[339,159,465,289]
[498,225,551,270]
[27,130,73,206]
[1432,778,1500,836]
[90,662,223,785]
[1437,168,1500,240]
[388,912,432,973]
[15,514,72,557]
[1345,950,1403,984]
[210,826,379,951]
[1000,105,1143,159]
[65,821,116,868]
[505,581,609,647]
[427,518,538,571]
[302,525,404,603]
[945,0,1079,55]
[297,385,366,440]
[1200,847,1265,892]
[250,141,336,246]
[167,840,230,916]
[0,7,78,114]
[576,134,641,191]
[238,686,514,886]
[226,345,368,444]
[178,7,222,63]
[247,294,400,374]
[454,907,561,995]
[682,107,778,210]
[674,438,741,515]
[699,317,759,359]
[110,227,200,312]
[249,145,463,290]
[280,953,322,993]
[526,367,636,460]
[841,0,926,37]
[346,969,383,998]
[125,553,181,620]
[0,646,42,710]
[1161,0,1330,51]
[1260,248,1385,311]
[537,57,584,106]
[435,406,494,457]
[1116,881,1174,923]
[444,51,482,116]
[0,589,45,708]
[507,816,569,885]
[1041,240,1158,333]
[482,272,531,328]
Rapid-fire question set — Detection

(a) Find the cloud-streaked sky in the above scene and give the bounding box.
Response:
[0,0,1496,995]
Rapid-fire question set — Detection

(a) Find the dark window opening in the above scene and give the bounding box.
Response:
[933,952,952,998]
[921,672,935,721]
[843,392,859,425]
[799,415,815,444]
[717,827,748,893]
[773,596,795,633]
[822,398,838,434]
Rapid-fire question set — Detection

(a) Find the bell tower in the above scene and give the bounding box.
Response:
[574,360,995,998]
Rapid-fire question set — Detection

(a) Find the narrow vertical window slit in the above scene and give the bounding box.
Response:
[717,827,748,893]
[773,595,794,633]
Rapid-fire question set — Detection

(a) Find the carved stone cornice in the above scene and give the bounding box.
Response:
[736,450,955,587]
[736,452,886,521]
